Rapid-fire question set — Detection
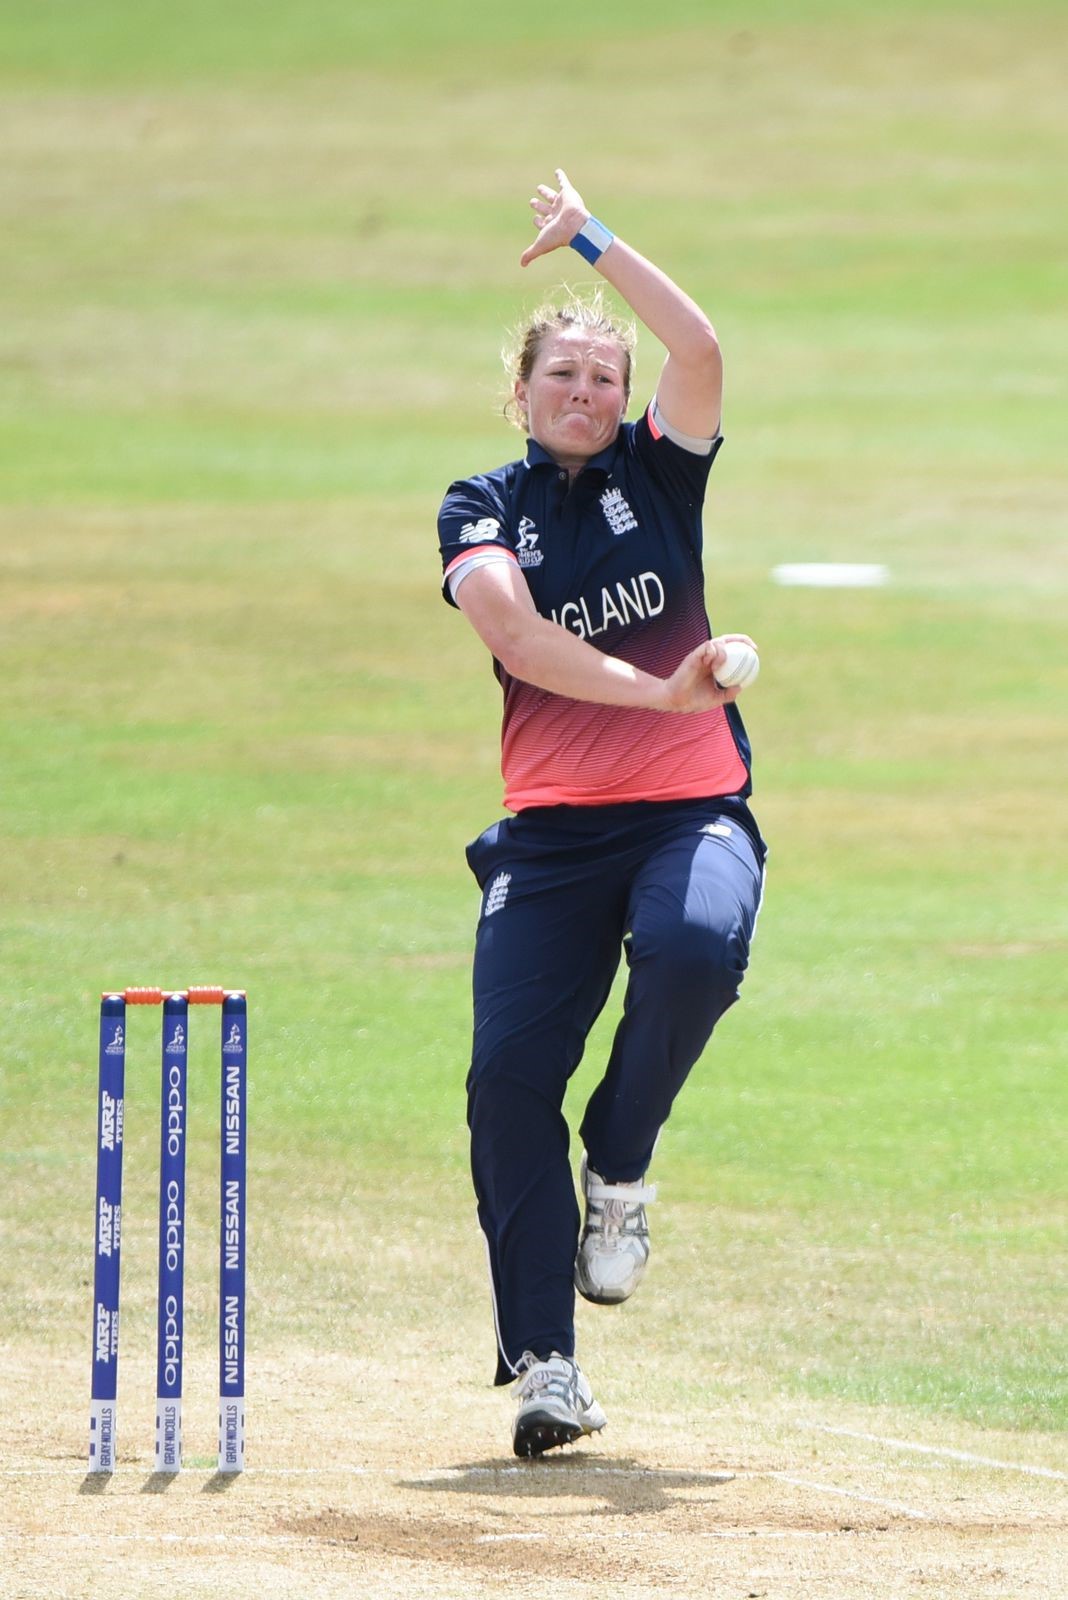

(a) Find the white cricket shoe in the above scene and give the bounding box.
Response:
[512,1352,607,1458]
[574,1153,657,1305]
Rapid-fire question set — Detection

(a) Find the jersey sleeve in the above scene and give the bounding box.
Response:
[437,472,518,609]
[630,398,724,511]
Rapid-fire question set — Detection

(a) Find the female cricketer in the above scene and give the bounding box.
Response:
[437,169,766,1456]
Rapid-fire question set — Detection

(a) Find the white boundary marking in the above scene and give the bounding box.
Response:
[806,1425,1068,1482]
[772,562,889,588]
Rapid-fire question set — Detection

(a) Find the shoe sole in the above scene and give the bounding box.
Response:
[574,1262,647,1305]
[513,1409,584,1458]
[575,1280,634,1305]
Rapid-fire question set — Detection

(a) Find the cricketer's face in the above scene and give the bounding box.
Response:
[515,329,629,467]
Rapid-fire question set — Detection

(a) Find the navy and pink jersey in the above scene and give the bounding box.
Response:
[438,400,752,812]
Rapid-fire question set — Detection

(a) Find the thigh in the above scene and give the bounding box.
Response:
[625,813,765,972]
[466,819,626,1098]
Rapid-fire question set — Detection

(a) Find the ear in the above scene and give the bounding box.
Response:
[514,377,528,419]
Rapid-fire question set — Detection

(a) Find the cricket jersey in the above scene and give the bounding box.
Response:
[438,399,753,812]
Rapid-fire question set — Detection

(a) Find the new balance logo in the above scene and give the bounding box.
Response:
[600,487,638,536]
[484,872,511,916]
[458,517,501,543]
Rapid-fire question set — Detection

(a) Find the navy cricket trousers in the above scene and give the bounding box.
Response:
[464,798,766,1385]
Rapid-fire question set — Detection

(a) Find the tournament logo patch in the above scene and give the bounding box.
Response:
[516,517,543,568]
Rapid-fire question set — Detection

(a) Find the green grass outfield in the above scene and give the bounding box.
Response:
[1,0,1065,1443]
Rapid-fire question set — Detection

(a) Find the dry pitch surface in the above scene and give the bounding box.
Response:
[3,1352,1064,1600]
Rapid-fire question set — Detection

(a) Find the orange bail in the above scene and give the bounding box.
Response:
[101,985,242,1005]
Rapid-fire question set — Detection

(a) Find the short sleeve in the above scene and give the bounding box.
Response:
[630,399,724,509]
[437,472,518,608]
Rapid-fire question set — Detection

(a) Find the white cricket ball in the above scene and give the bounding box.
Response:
[713,640,760,690]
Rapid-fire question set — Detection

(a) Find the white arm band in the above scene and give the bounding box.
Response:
[447,547,516,602]
[651,395,719,456]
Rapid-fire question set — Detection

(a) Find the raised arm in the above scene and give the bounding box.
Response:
[521,168,722,439]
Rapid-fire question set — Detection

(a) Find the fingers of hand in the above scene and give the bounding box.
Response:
[672,644,734,712]
[522,171,582,261]
[529,192,559,233]
[695,680,737,713]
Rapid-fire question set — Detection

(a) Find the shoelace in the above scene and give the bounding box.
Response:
[516,1354,577,1406]
[587,1178,657,1247]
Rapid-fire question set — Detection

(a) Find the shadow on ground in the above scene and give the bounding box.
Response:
[399,1456,736,1515]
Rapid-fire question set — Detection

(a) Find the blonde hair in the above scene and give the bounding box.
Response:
[502,287,637,431]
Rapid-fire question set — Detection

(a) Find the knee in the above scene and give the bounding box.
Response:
[467,1050,569,1130]
[468,1006,578,1108]
[467,1073,572,1195]
[633,915,749,1006]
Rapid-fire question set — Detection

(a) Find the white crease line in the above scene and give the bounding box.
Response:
[420,1465,735,1482]
[0,1528,852,1550]
[806,1426,1068,1482]
[676,1529,837,1541]
[0,1466,374,1478]
[226,1466,373,1476]
[475,1528,836,1544]
[476,1532,547,1543]
[0,1534,308,1547]
[771,1474,929,1521]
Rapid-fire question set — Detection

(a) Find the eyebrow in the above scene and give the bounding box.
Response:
[544,355,623,374]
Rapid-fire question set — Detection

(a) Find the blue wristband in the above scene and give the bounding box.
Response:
[569,215,615,265]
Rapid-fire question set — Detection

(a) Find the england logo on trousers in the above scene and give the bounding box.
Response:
[484,872,511,916]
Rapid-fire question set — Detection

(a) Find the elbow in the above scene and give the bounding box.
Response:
[480,616,541,682]
[495,635,538,684]
[690,320,722,372]
[669,317,722,383]
[458,572,549,681]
